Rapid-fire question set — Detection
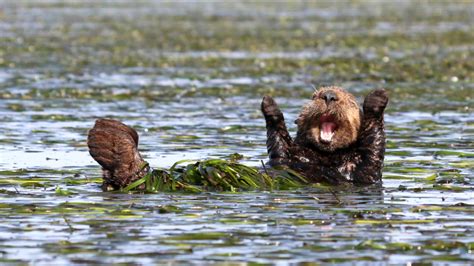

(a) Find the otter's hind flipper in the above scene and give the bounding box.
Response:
[261,96,293,164]
[87,119,150,190]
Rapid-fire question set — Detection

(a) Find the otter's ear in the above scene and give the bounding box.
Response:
[363,89,388,115]
[294,114,304,127]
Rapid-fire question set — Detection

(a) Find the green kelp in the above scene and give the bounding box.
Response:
[121,159,309,193]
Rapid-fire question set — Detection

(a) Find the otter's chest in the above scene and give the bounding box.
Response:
[292,147,361,182]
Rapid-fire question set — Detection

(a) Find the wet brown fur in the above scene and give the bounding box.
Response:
[262,87,388,184]
[295,86,361,152]
[87,119,149,190]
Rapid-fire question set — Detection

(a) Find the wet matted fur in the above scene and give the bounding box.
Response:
[295,86,361,152]
[261,87,388,184]
[87,119,149,190]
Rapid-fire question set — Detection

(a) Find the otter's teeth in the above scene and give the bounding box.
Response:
[321,130,334,142]
[320,122,336,142]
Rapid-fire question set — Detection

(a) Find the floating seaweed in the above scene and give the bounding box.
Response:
[122,159,309,193]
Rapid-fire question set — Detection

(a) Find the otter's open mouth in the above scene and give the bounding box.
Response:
[319,114,337,143]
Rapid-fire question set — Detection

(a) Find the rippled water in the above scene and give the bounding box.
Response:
[0,1,473,264]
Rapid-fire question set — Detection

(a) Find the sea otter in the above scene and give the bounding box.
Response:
[261,86,388,184]
[87,87,388,190]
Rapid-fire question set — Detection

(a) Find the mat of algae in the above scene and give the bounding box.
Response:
[0,1,473,264]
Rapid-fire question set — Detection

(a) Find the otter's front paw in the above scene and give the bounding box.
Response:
[363,89,388,115]
[261,96,284,124]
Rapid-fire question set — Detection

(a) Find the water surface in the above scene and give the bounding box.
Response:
[0,1,473,264]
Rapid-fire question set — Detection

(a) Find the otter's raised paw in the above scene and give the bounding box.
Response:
[261,96,284,124]
[363,89,388,115]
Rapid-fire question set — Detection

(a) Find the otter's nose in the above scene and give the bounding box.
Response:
[322,91,338,104]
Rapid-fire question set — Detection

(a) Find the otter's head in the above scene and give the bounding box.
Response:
[295,86,361,152]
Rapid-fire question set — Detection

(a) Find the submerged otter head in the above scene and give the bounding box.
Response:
[295,86,361,152]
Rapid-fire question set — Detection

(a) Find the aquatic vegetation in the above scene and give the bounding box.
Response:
[121,159,308,193]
